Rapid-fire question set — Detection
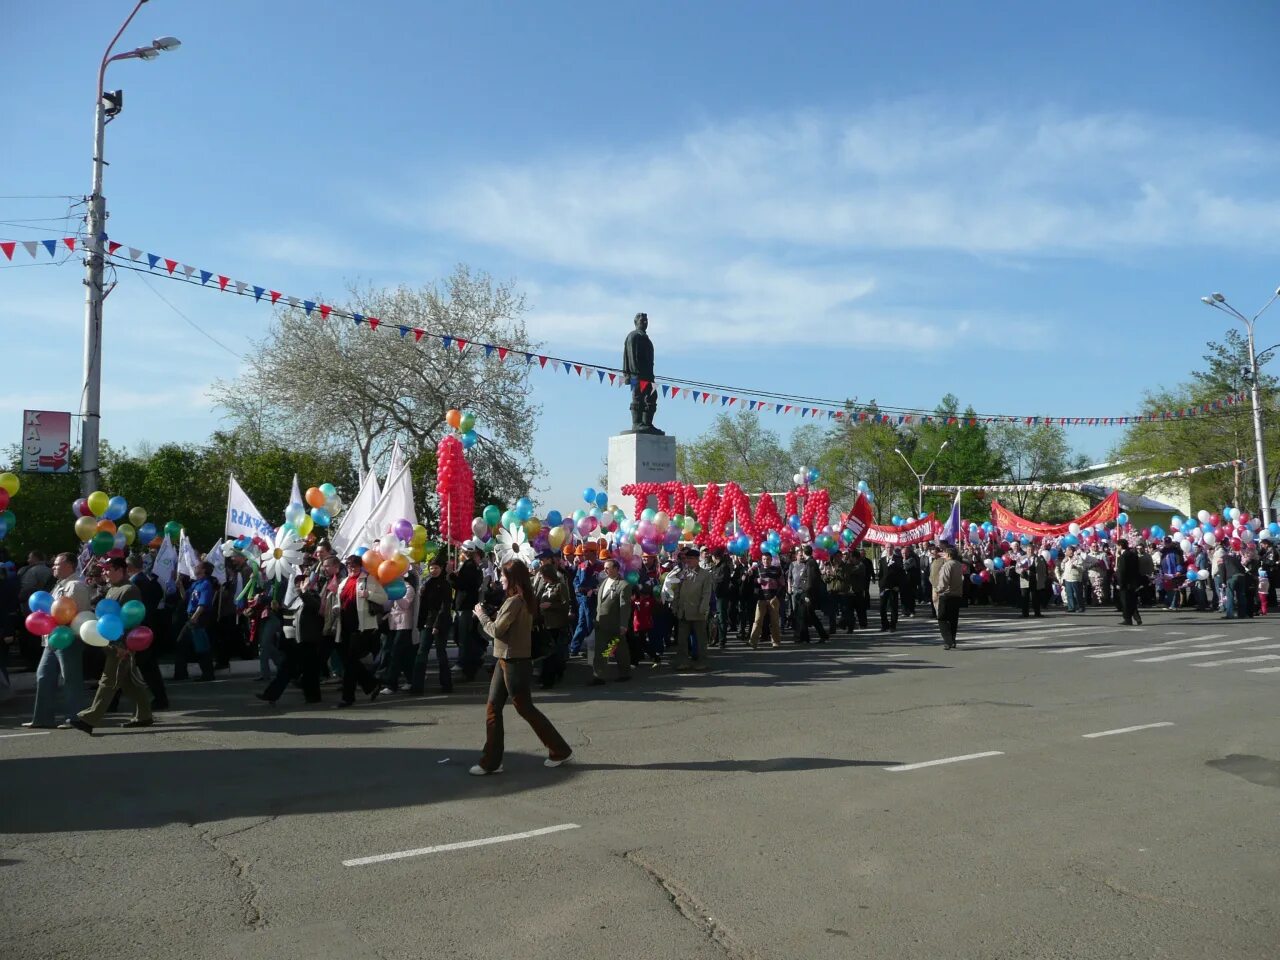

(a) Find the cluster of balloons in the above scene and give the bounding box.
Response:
[792,466,820,488]
[1155,506,1268,555]
[0,471,19,540]
[359,520,429,601]
[445,408,480,450]
[290,483,344,536]
[25,586,152,652]
[72,491,173,556]
[855,479,876,504]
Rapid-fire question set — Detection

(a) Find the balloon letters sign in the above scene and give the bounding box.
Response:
[22,410,72,473]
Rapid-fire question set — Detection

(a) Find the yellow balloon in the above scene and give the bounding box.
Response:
[523,518,542,538]
[409,545,426,562]
[128,507,147,527]
[118,522,136,545]
[86,490,109,517]
[74,516,97,541]
[412,524,428,544]
[548,526,566,550]
[296,515,315,538]
[0,472,18,496]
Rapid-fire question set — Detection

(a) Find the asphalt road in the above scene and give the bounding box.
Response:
[2,604,1278,960]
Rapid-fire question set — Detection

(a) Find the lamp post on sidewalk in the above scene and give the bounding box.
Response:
[894,440,949,518]
[1201,288,1280,524]
[80,0,181,495]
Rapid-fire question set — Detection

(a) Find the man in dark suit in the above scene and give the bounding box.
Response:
[1116,539,1143,626]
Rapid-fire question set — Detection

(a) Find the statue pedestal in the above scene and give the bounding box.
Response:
[608,432,677,514]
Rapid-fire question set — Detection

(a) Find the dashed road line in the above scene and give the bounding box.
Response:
[0,731,52,740]
[343,823,582,867]
[1193,654,1280,668]
[1081,722,1175,739]
[884,751,1004,772]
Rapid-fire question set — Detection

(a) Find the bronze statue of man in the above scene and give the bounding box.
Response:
[623,312,662,434]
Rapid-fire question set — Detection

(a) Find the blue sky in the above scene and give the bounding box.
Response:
[4,0,1280,513]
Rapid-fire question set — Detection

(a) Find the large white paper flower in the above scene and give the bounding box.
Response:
[496,523,536,568]
[260,527,304,581]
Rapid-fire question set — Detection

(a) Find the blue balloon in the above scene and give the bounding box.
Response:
[28,590,54,615]
[857,480,869,491]
[97,613,124,642]
[583,487,597,504]
[461,430,478,450]
[104,495,129,521]
[138,522,157,543]
[1019,535,1031,545]
[1269,522,1280,537]
[95,598,122,619]
[384,578,407,602]
[595,491,609,509]
[788,515,801,530]
[546,510,563,527]
[1116,512,1129,525]
[994,558,1005,570]
[515,497,534,521]
[311,506,331,528]
[891,515,902,526]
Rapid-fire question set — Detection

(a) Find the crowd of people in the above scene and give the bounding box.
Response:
[1,524,1273,763]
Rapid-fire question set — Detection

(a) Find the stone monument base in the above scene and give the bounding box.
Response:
[608,432,677,514]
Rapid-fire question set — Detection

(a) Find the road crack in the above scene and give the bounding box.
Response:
[193,825,268,930]
[621,850,759,959]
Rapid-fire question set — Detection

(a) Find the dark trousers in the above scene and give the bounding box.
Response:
[880,589,899,630]
[851,592,869,628]
[1119,587,1142,625]
[340,631,379,703]
[794,595,829,642]
[902,580,918,616]
[411,625,453,694]
[937,596,961,647]
[377,628,416,689]
[478,658,572,772]
[539,625,569,688]
[109,645,167,710]
[456,611,483,678]
[1232,576,1254,618]
[173,625,214,680]
[262,640,321,703]
[1021,584,1042,617]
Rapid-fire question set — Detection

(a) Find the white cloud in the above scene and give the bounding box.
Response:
[384,103,1280,351]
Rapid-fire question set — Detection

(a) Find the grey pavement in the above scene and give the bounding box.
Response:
[2,604,1277,959]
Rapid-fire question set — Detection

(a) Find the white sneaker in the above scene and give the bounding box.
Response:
[469,764,502,776]
[545,754,572,768]
[379,687,395,696]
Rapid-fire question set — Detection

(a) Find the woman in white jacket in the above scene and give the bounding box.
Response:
[336,555,386,707]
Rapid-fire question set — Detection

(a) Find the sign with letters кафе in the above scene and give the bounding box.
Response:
[22,409,72,473]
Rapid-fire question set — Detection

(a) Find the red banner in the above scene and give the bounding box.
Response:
[989,491,1120,538]
[862,513,939,546]
[841,492,874,546]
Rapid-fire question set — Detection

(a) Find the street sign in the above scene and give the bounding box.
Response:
[22,409,72,473]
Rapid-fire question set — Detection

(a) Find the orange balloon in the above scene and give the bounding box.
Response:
[50,597,78,625]
[362,550,383,575]
[305,486,326,508]
[148,536,162,549]
[377,559,402,585]
[96,519,117,535]
[445,408,462,429]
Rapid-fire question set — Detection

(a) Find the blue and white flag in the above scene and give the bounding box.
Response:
[940,490,962,544]
[226,474,274,541]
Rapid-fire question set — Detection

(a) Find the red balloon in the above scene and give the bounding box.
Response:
[25,611,56,637]
[0,489,8,511]
[125,626,154,652]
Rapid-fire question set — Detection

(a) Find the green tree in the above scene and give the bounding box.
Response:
[988,421,1085,517]
[676,411,792,493]
[1111,330,1280,510]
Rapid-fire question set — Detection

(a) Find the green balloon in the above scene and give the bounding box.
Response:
[164,520,182,540]
[0,509,13,528]
[459,411,476,433]
[48,625,75,650]
[482,504,501,528]
[90,531,114,555]
[122,599,146,630]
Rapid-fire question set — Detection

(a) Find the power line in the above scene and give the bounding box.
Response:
[129,269,245,361]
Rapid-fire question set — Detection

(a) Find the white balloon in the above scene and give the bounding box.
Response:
[80,618,108,648]
[71,611,95,632]
[1197,509,1211,524]
[1068,523,1081,535]
[1204,532,1218,548]
[793,473,805,486]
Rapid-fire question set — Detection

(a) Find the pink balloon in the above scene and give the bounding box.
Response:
[25,611,56,636]
[125,626,154,652]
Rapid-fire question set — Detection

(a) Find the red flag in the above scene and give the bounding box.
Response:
[607,372,616,385]
[457,338,468,352]
[497,347,509,361]
[164,258,178,274]
[639,379,649,391]
[574,364,582,376]
[63,237,77,252]
[727,397,737,406]
[842,492,874,547]
[671,386,680,398]
[319,304,332,319]
[0,242,14,261]
[269,291,281,304]
[107,241,122,255]
[217,275,230,290]
[413,329,424,342]
[368,318,380,331]
[538,355,548,368]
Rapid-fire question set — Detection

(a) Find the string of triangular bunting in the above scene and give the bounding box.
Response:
[3,233,1248,428]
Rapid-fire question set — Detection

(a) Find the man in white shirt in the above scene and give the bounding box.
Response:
[25,553,91,729]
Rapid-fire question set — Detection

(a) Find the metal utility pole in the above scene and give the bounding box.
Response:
[80,0,181,494]
[894,440,949,517]
[1202,288,1280,523]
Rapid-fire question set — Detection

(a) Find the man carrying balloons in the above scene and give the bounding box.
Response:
[24,552,91,729]
[70,557,154,734]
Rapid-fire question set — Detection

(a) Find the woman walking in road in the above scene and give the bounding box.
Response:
[470,558,573,775]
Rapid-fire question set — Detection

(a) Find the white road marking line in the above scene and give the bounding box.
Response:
[343,823,582,867]
[1159,635,1226,646]
[0,731,52,739]
[1247,666,1280,673]
[1193,654,1280,667]
[1081,722,1175,739]
[1191,637,1267,648]
[1087,646,1172,658]
[884,751,1004,772]
[1165,631,1186,635]
[1134,651,1223,662]
[1050,645,1106,654]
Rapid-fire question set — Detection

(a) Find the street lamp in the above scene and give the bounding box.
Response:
[1201,286,1280,523]
[81,1,181,495]
[894,440,950,517]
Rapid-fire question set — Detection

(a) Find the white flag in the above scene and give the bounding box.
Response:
[288,474,303,512]
[386,439,406,488]
[226,474,274,541]
[360,461,415,551]
[154,535,178,594]
[176,532,202,579]
[207,540,226,584]
[330,468,382,557]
